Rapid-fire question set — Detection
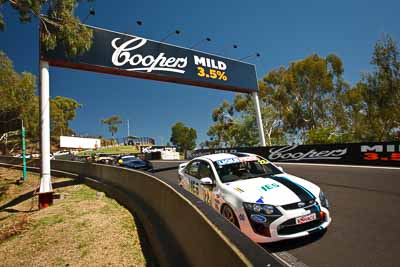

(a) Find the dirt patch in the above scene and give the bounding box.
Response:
[0,167,147,267]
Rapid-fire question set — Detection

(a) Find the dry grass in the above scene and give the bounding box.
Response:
[0,167,147,267]
[0,167,40,205]
[77,145,140,157]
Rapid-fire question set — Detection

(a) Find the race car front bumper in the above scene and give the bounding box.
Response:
[239,203,331,243]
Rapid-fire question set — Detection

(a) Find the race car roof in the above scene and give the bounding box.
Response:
[200,152,256,162]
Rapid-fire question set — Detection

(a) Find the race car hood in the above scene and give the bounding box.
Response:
[224,175,316,206]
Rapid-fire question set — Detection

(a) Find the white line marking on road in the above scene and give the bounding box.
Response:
[151,160,187,163]
[272,251,309,267]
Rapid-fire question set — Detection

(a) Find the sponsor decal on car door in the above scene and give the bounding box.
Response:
[184,161,201,196]
[197,161,218,207]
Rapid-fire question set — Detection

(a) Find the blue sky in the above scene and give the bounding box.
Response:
[1,0,399,145]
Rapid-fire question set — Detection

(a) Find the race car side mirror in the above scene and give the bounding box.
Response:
[277,166,284,172]
[200,177,214,185]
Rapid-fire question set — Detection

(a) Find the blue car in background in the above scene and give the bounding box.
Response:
[117,155,153,171]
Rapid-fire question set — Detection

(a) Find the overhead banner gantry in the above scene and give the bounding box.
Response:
[41,25,259,93]
[38,23,266,207]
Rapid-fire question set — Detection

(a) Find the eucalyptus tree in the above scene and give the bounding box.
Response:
[101,115,122,140]
[0,0,95,56]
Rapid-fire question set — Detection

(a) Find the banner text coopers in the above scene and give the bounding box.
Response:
[40,25,258,93]
[189,142,400,167]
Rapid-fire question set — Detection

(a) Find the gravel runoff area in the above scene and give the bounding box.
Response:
[0,167,148,267]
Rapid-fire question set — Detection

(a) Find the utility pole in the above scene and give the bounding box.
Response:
[127,120,130,137]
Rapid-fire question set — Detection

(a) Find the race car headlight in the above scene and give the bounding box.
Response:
[319,191,329,209]
[243,202,282,216]
[262,205,275,215]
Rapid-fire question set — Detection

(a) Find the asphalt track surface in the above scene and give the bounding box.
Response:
[151,161,400,267]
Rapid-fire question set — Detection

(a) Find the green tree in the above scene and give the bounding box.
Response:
[0,0,95,56]
[233,92,283,146]
[339,83,369,142]
[50,96,81,139]
[0,51,36,119]
[170,122,197,155]
[261,54,349,143]
[101,115,122,139]
[0,51,36,153]
[207,54,351,146]
[208,37,400,145]
[360,34,400,141]
[206,94,283,148]
[304,126,346,144]
[1,50,85,154]
[206,100,237,147]
[0,51,82,153]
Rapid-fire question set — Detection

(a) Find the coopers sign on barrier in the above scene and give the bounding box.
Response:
[189,142,400,167]
[40,25,258,93]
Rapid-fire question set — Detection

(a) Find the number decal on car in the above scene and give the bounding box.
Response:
[190,180,199,195]
[203,189,211,205]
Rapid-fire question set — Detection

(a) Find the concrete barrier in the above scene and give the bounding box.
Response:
[0,156,282,267]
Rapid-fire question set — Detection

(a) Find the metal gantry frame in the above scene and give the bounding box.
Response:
[252,91,267,146]
[39,61,52,194]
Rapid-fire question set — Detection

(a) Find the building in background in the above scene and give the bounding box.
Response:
[120,136,155,146]
[60,136,101,149]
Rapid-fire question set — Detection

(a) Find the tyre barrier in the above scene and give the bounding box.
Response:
[0,156,282,267]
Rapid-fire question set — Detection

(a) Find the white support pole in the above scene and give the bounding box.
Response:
[127,119,130,137]
[39,61,52,193]
[252,91,267,146]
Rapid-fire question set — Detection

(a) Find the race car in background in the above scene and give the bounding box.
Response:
[178,152,331,243]
[117,155,153,171]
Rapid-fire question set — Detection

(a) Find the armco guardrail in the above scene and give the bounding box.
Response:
[189,141,400,167]
[0,156,282,267]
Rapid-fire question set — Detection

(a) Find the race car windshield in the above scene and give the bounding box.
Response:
[214,158,283,183]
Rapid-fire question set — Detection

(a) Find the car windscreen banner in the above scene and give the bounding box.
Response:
[40,24,258,93]
[189,142,400,167]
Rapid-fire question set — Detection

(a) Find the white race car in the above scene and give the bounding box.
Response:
[178,152,331,243]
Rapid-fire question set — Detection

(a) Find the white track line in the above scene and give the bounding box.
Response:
[151,160,187,163]
[272,251,309,267]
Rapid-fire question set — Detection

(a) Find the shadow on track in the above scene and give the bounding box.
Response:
[261,229,327,253]
[151,166,179,173]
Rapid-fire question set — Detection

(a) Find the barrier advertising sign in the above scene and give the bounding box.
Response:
[190,142,400,167]
[40,25,258,93]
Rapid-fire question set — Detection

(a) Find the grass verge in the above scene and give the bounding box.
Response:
[77,145,140,157]
[0,167,147,267]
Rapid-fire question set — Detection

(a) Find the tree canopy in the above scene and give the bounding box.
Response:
[170,122,197,154]
[51,96,81,137]
[360,35,400,141]
[205,34,400,147]
[1,0,95,56]
[0,51,81,154]
[101,115,122,138]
